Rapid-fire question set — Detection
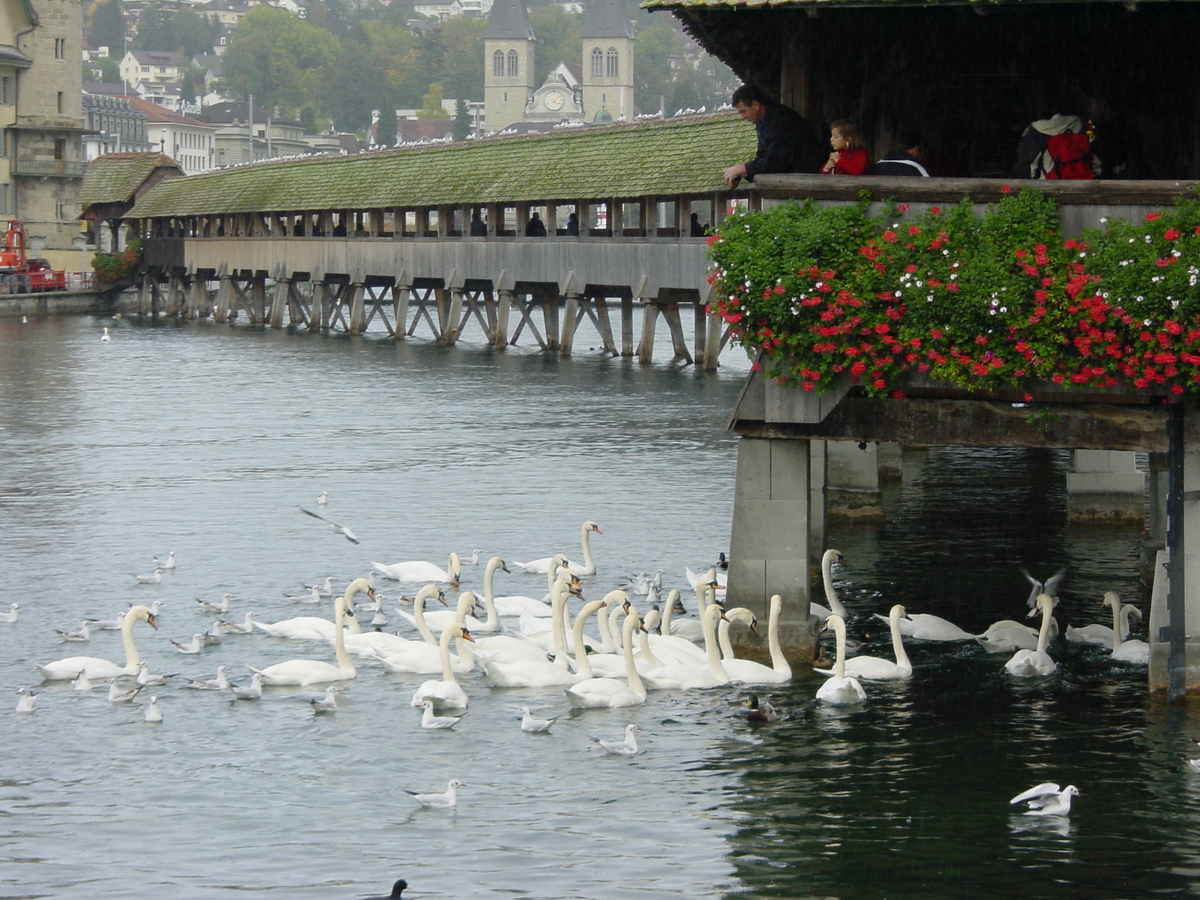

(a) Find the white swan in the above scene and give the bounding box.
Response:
[820,604,912,680]
[811,549,848,619]
[976,616,1059,654]
[410,624,474,710]
[645,588,709,666]
[246,579,369,685]
[397,589,484,637]
[720,595,793,685]
[101,326,111,342]
[815,615,867,705]
[36,605,158,680]
[474,577,576,665]
[254,600,364,641]
[483,600,606,687]
[877,609,975,641]
[642,602,729,689]
[513,521,602,576]
[1066,591,1141,649]
[564,610,647,708]
[485,556,555,618]
[377,603,477,676]
[1004,593,1057,677]
[372,552,461,586]
[344,584,444,658]
[1108,592,1149,664]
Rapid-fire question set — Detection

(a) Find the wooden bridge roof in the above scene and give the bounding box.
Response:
[126,114,754,219]
[80,153,184,208]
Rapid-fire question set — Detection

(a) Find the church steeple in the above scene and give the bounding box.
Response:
[484,0,536,132]
[581,0,635,123]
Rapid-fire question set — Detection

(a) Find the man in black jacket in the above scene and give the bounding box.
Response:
[867,131,930,176]
[723,84,823,189]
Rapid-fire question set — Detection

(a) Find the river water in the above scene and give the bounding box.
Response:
[0,315,1197,900]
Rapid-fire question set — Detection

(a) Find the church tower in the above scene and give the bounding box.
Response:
[581,0,635,123]
[483,0,536,132]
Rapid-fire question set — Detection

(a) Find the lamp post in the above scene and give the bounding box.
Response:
[159,126,166,154]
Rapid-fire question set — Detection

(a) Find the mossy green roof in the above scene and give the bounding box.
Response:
[127,115,756,219]
[79,153,180,208]
[641,0,1134,7]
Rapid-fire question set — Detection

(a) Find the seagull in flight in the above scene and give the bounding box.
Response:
[1020,566,1068,610]
[298,507,360,544]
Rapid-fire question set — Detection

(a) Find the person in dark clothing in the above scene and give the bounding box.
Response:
[470,212,487,236]
[867,131,931,176]
[525,212,547,237]
[689,212,706,236]
[565,212,579,236]
[722,84,823,189]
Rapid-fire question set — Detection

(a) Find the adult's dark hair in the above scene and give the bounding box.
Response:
[731,84,773,108]
[896,130,925,153]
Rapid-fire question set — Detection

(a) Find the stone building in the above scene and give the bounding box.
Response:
[1,0,85,268]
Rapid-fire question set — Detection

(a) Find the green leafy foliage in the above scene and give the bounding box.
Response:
[708,190,1200,397]
[91,239,143,288]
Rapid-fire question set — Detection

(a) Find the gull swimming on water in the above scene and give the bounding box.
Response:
[15,688,37,713]
[230,672,264,701]
[317,491,329,505]
[55,621,92,642]
[84,611,125,630]
[187,666,231,690]
[153,551,176,570]
[309,686,340,713]
[298,506,360,544]
[1,602,17,623]
[1009,782,1079,817]
[519,707,560,733]
[405,778,464,808]
[197,594,234,614]
[134,568,165,584]
[170,633,206,654]
[136,661,177,686]
[143,696,163,723]
[107,682,145,703]
[419,700,465,729]
[590,723,642,756]
[71,670,93,692]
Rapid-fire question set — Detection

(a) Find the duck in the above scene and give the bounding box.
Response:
[564,610,647,708]
[513,520,602,576]
[745,693,779,722]
[815,615,867,706]
[372,552,461,586]
[520,707,560,732]
[1009,782,1079,817]
[246,579,370,685]
[720,595,793,685]
[811,549,848,619]
[590,723,642,756]
[410,624,474,710]
[405,779,463,808]
[36,605,158,680]
[818,604,912,680]
[1003,593,1058,677]
[1107,592,1149,664]
[419,700,465,729]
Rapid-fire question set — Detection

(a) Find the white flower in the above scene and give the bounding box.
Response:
[1000,307,1008,313]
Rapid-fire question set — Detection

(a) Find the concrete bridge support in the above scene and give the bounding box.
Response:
[825,440,885,522]
[1066,450,1146,524]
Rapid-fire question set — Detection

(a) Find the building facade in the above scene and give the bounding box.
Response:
[83,91,153,159]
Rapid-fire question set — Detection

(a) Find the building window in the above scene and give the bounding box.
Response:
[0,184,8,214]
[506,50,518,77]
[492,50,504,77]
[54,138,65,159]
[606,48,619,78]
[0,76,13,105]
[591,47,603,78]
[56,92,63,114]
[54,38,65,59]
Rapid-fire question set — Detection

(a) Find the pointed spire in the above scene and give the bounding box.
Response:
[582,0,632,39]
[485,0,535,40]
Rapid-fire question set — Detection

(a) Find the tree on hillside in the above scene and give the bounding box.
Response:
[453,98,471,141]
[88,0,127,55]
[632,20,679,116]
[417,83,449,119]
[224,8,338,113]
[172,8,216,57]
[92,55,121,83]
[436,16,486,101]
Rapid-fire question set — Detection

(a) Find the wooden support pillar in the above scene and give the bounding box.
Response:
[560,293,581,357]
[249,274,267,326]
[393,282,411,340]
[637,293,659,364]
[496,290,512,349]
[310,272,326,331]
[662,301,692,363]
[269,276,290,328]
[621,295,634,357]
[609,200,624,236]
[213,272,232,323]
[702,308,723,372]
[541,289,560,351]
[186,273,205,319]
[348,275,367,334]
[444,286,463,345]
[592,295,618,356]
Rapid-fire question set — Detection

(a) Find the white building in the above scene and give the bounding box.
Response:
[119,50,188,88]
[128,97,217,175]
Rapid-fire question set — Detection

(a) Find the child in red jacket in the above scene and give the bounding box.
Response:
[821,120,869,175]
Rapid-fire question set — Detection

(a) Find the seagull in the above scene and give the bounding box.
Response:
[309,686,341,713]
[197,594,234,614]
[1009,782,1080,816]
[405,778,464,808]
[71,670,93,692]
[590,723,642,756]
[186,665,231,690]
[286,585,324,603]
[459,549,482,566]
[1,602,19,623]
[1020,566,1068,609]
[15,687,37,712]
[144,696,163,723]
[170,633,206,654]
[130,600,164,617]
[55,621,92,642]
[355,878,408,900]
[420,700,465,729]
[230,672,264,701]
[107,682,145,703]
[84,611,125,630]
[207,620,226,638]
[298,506,360,544]
[134,568,165,584]
[301,576,337,597]
[520,706,560,733]
[746,693,780,723]
[317,491,329,505]
[216,613,257,634]
[153,551,176,570]
[136,662,177,687]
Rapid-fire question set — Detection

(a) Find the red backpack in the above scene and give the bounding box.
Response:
[1044,132,1095,180]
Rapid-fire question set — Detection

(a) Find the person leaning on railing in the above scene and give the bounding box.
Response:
[722,84,824,190]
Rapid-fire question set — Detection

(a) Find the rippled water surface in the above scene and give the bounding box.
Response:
[0,316,1196,900]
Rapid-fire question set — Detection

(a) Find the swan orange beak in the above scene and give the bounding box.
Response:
[147,613,159,630]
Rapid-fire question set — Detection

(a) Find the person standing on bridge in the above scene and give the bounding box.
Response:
[526,212,547,237]
[723,84,824,190]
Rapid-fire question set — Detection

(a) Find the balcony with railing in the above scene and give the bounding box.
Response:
[11,158,86,178]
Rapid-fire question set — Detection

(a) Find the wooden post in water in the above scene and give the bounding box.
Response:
[348,269,367,335]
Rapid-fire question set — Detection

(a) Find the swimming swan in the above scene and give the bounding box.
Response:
[564,610,646,708]
[482,599,606,687]
[485,555,555,618]
[36,605,159,680]
[1004,593,1057,677]
[877,609,975,641]
[1107,592,1149,664]
[372,552,461,587]
[642,602,729,689]
[815,614,866,705]
[410,624,474,710]
[720,595,793,685]
[377,595,478,675]
[246,579,369,685]
[514,521,602,576]
[811,549,848,620]
[819,604,912,680]
[344,584,443,657]
[1067,590,1140,649]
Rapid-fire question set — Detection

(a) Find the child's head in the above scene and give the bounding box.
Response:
[830,119,861,151]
